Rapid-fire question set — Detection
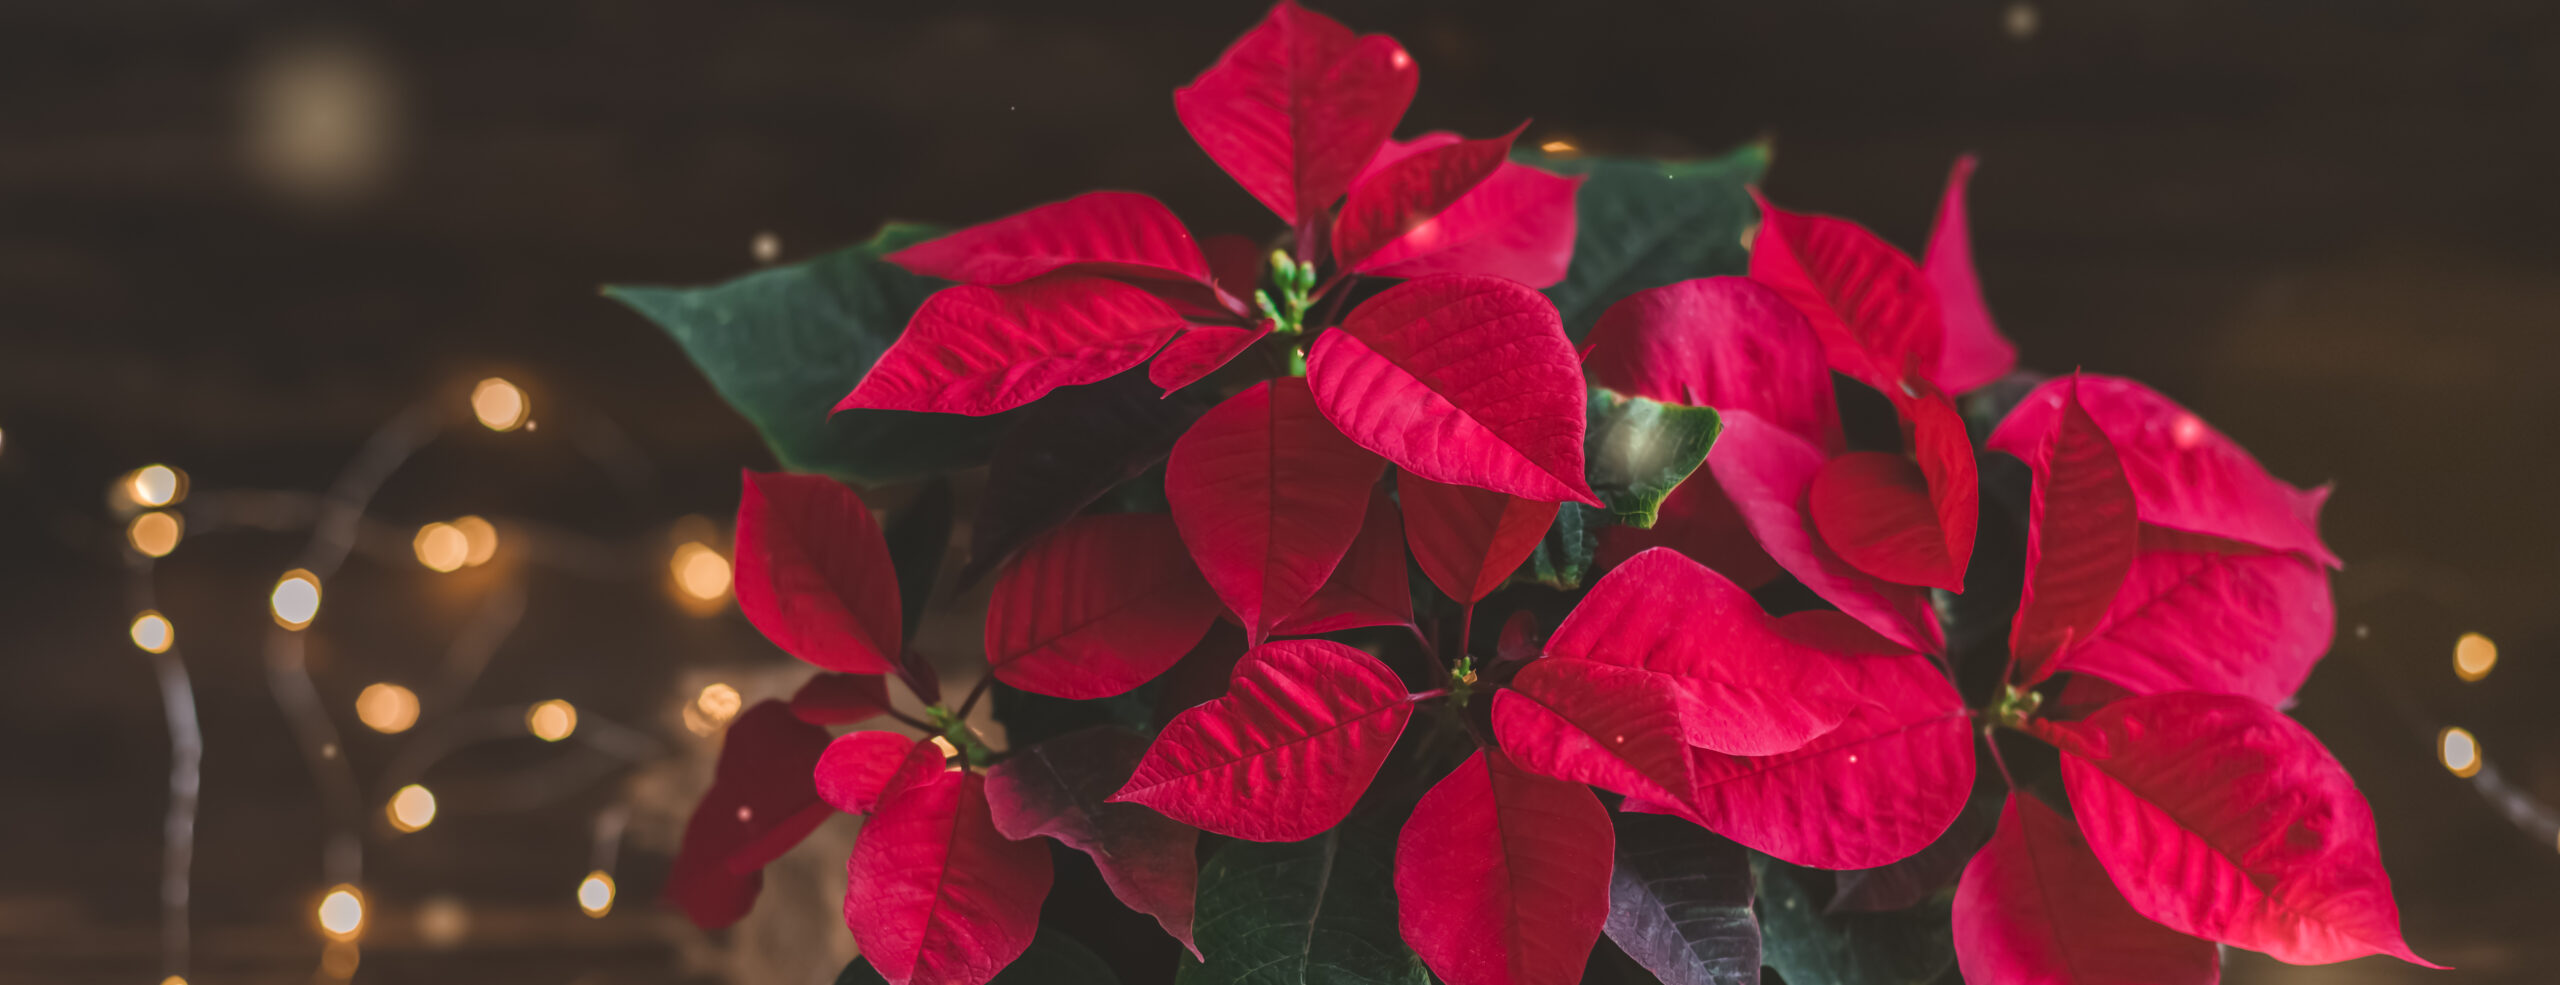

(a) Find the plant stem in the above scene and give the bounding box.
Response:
[954,675,995,719]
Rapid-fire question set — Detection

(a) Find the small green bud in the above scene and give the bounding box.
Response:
[1294,258,1318,294]
[1267,249,1296,284]
[1254,289,1282,323]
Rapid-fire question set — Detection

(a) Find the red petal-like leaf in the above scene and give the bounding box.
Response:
[2058,529,2333,706]
[814,730,918,815]
[985,726,1203,956]
[1348,134,1581,287]
[1682,649,1973,869]
[1922,156,2018,394]
[2041,692,2435,967]
[1149,322,1271,395]
[1332,126,1517,272]
[1176,0,1417,232]
[1547,548,1853,757]
[1493,657,1696,806]
[2010,377,2139,684]
[1202,233,1266,301]
[1167,378,1386,642]
[1594,475,1785,590]
[792,673,894,726]
[1398,469,1559,604]
[1705,412,1944,655]
[986,512,1224,699]
[884,191,1236,319]
[1906,387,1980,584]
[1584,277,1841,450]
[733,471,901,675]
[1809,452,1965,591]
[1748,192,1944,395]
[1308,275,1597,504]
[847,744,1056,985]
[1952,793,2220,985]
[1989,375,2338,567]
[1397,749,1614,985]
[1112,639,1414,841]
[665,701,835,929]
[838,274,1187,416]
[1273,486,1415,635]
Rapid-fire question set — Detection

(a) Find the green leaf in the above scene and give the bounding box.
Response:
[1755,858,1956,985]
[1586,387,1722,529]
[1177,825,1428,985]
[1526,501,1600,592]
[1528,145,1769,342]
[833,928,1122,985]
[608,224,1013,483]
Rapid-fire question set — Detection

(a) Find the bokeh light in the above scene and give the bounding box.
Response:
[416,896,469,948]
[127,464,186,507]
[577,870,616,917]
[130,611,174,654]
[387,783,437,832]
[471,377,529,432]
[413,521,468,572]
[317,884,365,939]
[526,699,577,742]
[452,514,499,566]
[670,541,732,604]
[355,683,420,734]
[128,510,183,558]
[2455,632,2498,683]
[2440,726,2482,778]
[271,569,322,629]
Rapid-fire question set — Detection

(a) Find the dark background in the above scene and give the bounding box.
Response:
[3,0,2553,982]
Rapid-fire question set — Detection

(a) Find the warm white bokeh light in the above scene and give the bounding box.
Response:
[388,783,437,832]
[129,511,183,558]
[128,464,186,507]
[684,681,742,736]
[577,870,616,917]
[471,377,529,432]
[317,884,365,939]
[671,541,732,603]
[452,515,499,566]
[130,611,175,654]
[413,521,467,572]
[355,682,419,734]
[272,569,322,629]
[526,699,577,742]
[2440,726,2482,778]
[2455,632,2498,683]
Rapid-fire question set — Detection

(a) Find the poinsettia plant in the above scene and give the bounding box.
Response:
[613,3,2434,984]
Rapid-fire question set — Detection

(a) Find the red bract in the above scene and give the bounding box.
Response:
[1167,378,1384,643]
[1176,0,1417,238]
[1706,412,1945,654]
[1953,794,2219,985]
[1397,470,1559,605]
[838,274,1188,416]
[665,701,837,929]
[1308,275,1598,504]
[1113,638,1414,841]
[847,742,1055,985]
[1924,156,2020,393]
[983,512,1223,699]
[2037,693,2435,967]
[2007,375,2142,682]
[1396,749,1614,985]
[884,191,1241,320]
[1149,321,1271,394]
[1342,133,1581,286]
[733,470,902,675]
[1272,486,1416,635]
[790,672,894,726]
[2064,529,2333,706]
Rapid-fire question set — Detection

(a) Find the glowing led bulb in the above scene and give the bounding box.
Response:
[577,870,616,917]
[670,541,732,603]
[2455,632,2497,683]
[129,511,182,558]
[317,884,365,939]
[271,569,322,630]
[355,683,419,734]
[527,699,577,742]
[130,611,174,654]
[2439,726,2482,778]
[471,377,529,432]
[127,464,186,507]
[388,783,437,832]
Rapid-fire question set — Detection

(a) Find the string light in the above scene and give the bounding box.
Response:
[416,896,470,948]
[691,682,743,735]
[354,683,420,734]
[670,540,732,604]
[470,377,530,432]
[2455,632,2498,683]
[453,515,499,566]
[160,977,185,985]
[527,699,578,742]
[388,783,438,832]
[128,510,183,557]
[271,569,322,629]
[317,884,365,939]
[2440,726,2482,778]
[2003,1,2040,41]
[1538,138,1579,155]
[413,521,469,572]
[577,870,616,917]
[127,464,187,508]
[130,611,175,654]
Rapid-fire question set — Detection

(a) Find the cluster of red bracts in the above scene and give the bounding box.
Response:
[663,3,2431,984]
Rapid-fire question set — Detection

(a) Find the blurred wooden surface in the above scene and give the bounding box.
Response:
[3,1,2556,981]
